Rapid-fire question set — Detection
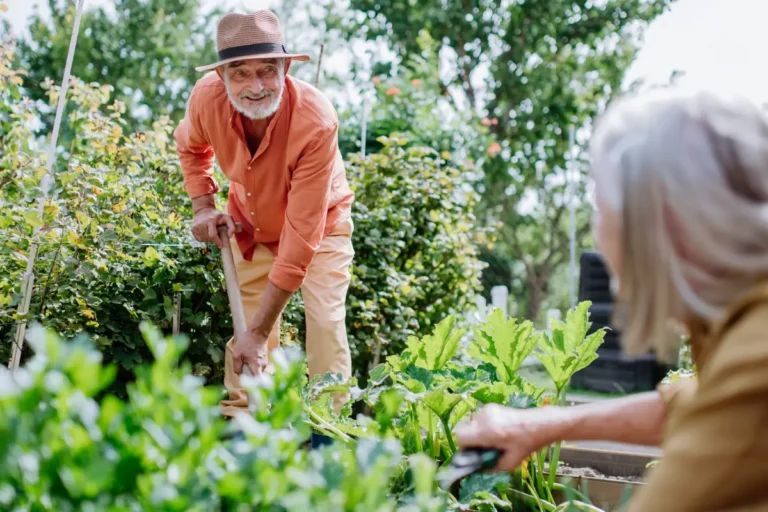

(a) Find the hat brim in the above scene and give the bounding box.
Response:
[195,53,311,72]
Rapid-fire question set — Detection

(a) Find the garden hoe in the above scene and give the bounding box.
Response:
[217,224,255,377]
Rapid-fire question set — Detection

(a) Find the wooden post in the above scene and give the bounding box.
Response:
[172,293,181,336]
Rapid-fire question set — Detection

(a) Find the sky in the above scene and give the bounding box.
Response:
[4,0,768,106]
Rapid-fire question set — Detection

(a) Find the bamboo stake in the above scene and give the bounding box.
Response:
[10,0,86,369]
[313,44,325,88]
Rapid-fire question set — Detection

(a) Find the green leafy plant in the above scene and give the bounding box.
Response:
[321,135,493,384]
[1,46,489,397]
[0,321,449,511]
[307,302,606,511]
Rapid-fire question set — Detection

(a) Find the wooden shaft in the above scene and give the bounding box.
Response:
[218,225,253,376]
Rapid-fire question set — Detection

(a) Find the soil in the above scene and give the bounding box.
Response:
[556,464,644,484]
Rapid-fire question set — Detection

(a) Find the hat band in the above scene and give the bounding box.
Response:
[218,43,288,61]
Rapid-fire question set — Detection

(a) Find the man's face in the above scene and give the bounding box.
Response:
[222,58,285,120]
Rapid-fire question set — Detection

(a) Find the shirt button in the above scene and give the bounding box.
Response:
[247,166,251,170]
[255,228,260,232]
[247,192,252,197]
[250,212,254,216]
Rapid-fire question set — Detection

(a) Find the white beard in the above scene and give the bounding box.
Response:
[225,70,285,120]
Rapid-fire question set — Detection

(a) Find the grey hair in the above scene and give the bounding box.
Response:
[589,88,768,362]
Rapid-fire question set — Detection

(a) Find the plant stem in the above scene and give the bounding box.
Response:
[440,416,457,454]
[410,403,423,453]
[305,406,353,443]
[536,448,547,497]
[551,483,591,504]
[547,386,567,491]
[428,410,436,457]
[525,480,555,512]
[503,488,556,512]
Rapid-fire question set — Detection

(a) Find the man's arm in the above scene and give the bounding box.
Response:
[232,125,338,374]
[173,85,220,200]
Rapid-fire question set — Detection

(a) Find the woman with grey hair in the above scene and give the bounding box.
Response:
[455,88,768,510]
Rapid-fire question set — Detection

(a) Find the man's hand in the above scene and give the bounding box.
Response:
[191,207,236,249]
[232,328,269,375]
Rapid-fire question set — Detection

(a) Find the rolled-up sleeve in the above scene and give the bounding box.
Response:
[628,305,768,511]
[268,126,337,292]
[173,86,219,199]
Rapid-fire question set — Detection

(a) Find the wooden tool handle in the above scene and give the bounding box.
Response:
[218,224,254,377]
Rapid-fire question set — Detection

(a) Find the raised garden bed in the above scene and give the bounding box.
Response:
[546,445,655,510]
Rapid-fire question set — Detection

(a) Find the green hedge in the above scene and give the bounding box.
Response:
[0,42,488,389]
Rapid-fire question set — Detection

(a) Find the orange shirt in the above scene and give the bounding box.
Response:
[173,72,354,292]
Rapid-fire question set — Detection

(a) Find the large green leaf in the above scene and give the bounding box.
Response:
[535,301,606,391]
[406,315,466,371]
[422,389,463,423]
[469,309,537,384]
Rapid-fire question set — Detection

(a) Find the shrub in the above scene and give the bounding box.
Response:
[284,136,493,382]
[0,43,232,387]
[1,44,490,393]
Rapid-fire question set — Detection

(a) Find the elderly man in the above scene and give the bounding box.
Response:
[173,10,354,422]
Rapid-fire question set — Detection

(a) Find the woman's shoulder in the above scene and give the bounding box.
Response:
[709,282,768,362]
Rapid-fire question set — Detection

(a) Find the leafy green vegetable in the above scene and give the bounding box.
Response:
[535,301,606,393]
[469,309,537,385]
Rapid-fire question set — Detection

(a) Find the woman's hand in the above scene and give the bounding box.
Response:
[454,404,567,471]
[455,391,668,472]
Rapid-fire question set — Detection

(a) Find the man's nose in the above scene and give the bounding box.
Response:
[247,78,265,93]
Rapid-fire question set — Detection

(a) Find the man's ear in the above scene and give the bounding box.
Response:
[215,65,225,80]
[284,59,292,76]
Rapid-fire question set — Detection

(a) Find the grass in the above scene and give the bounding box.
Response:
[519,364,631,401]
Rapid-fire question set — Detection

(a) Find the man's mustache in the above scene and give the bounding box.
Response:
[239,91,272,100]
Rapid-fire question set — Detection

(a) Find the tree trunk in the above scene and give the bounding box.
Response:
[526,280,543,324]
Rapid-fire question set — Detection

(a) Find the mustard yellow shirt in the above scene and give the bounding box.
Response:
[628,283,768,511]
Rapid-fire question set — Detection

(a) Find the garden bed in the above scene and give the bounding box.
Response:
[545,445,654,510]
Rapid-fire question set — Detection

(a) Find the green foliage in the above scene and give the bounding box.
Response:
[13,0,219,135]
[469,310,537,386]
[331,0,675,321]
[2,299,604,510]
[337,32,491,168]
[535,301,605,393]
[0,322,448,510]
[307,301,606,510]
[320,135,492,383]
[0,49,234,385]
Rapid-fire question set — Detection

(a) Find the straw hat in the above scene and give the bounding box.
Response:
[196,10,310,72]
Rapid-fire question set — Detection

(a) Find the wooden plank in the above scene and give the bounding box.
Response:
[552,475,641,512]
[556,445,656,479]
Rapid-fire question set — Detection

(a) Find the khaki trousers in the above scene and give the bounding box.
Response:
[219,218,354,418]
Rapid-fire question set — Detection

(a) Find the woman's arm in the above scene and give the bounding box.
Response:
[455,391,670,472]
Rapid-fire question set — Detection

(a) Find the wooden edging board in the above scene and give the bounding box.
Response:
[556,445,657,479]
[551,474,641,512]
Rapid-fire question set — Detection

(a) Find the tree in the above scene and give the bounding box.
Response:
[330,0,675,322]
[12,0,220,135]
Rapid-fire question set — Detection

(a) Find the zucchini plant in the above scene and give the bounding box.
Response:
[306,301,606,510]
